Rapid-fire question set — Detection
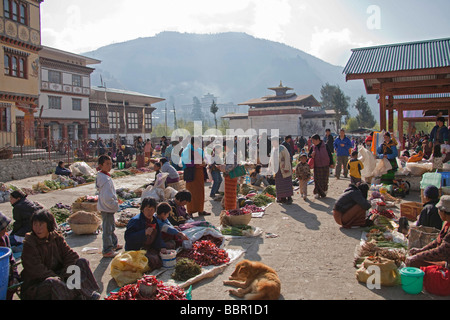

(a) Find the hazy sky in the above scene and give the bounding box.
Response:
[40,0,450,67]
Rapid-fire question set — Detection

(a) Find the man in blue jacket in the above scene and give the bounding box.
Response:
[333,129,352,179]
[430,117,449,146]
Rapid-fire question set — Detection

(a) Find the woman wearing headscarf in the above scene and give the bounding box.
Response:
[309,134,334,199]
[269,137,293,204]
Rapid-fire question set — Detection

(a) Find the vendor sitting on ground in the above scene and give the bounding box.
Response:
[152,202,189,250]
[168,190,193,226]
[20,209,100,300]
[250,164,269,188]
[55,161,72,177]
[160,158,180,185]
[407,195,450,269]
[9,190,43,250]
[417,185,443,231]
[124,197,163,270]
[333,183,371,229]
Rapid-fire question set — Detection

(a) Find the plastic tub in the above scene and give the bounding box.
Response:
[160,250,177,269]
[400,267,425,295]
[117,162,125,170]
[0,247,12,300]
[441,172,450,187]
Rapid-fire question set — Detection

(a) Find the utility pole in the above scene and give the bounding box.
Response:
[173,104,178,129]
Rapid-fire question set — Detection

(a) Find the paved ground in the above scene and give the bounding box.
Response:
[0,170,447,301]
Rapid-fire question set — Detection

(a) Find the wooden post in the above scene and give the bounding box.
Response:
[388,96,394,133]
[379,87,387,131]
[398,107,404,150]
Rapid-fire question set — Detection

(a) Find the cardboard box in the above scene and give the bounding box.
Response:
[400,201,423,222]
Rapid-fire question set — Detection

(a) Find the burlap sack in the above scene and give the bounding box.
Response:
[356,256,401,287]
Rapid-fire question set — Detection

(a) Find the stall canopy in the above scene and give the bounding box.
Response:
[343,38,450,147]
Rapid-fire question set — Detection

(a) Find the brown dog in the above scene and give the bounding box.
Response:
[223,260,281,300]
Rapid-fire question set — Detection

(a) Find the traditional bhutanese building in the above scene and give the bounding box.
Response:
[223,82,336,137]
[89,86,165,143]
[1,0,44,147]
[26,46,100,144]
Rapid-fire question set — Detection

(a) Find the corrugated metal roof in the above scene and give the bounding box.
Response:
[343,38,450,75]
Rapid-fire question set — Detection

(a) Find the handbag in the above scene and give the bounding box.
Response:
[408,225,440,250]
[308,158,315,169]
[421,266,450,296]
[183,166,195,182]
[229,165,246,179]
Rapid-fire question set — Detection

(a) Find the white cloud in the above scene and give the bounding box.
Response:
[309,28,374,66]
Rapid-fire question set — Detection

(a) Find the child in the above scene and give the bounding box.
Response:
[417,185,443,230]
[295,153,311,200]
[96,155,121,258]
[152,202,189,250]
[430,144,445,170]
[168,190,193,226]
[347,150,364,185]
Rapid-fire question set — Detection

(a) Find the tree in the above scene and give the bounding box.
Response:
[345,117,359,132]
[320,83,338,110]
[354,95,376,129]
[331,86,350,131]
[210,100,219,129]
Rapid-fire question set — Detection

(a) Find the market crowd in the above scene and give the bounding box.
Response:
[1,117,450,300]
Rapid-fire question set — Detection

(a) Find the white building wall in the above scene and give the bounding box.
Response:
[248,115,300,137]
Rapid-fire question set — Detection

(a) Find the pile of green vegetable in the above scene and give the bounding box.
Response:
[252,194,275,207]
[172,258,202,281]
[49,203,72,224]
[221,225,253,236]
[263,186,276,197]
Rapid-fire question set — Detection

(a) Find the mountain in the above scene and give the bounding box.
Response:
[83,31,376,123]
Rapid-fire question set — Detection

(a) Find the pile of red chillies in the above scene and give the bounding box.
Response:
[178,240,230,266]
[105,275,187,300]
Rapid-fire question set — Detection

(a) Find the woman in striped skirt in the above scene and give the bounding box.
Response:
[269,137,293,204]
[223,140,239,210]
[309,134,334,199]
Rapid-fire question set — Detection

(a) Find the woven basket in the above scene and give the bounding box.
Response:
[167,180,186,191]
[69,222,100,235]
[219,210,252,227]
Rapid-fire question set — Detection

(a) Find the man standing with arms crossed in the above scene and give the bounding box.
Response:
[333,129,352,180]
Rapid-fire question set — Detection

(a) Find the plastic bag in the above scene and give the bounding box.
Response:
[358,146,376,178]
[141,185,165,201]
[69,162,97,177]
[405,162,433,176]
[421,265,450,296]
[372,158,392,177]
[181,225,226,248]
[110,250,150,287]
[164,187,178,200]
[154,172,169,189]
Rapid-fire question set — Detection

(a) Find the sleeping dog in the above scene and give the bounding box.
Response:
[223,260,281,300]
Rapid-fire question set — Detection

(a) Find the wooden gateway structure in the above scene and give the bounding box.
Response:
[343,38,450,147]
